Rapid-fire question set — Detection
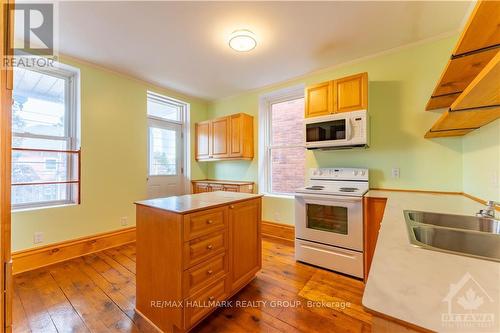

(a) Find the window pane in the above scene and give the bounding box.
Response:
[13,67,66,137]
[149,127,177,176]
[12,183,77,206]
[271,98,304,146]
[12,136,68,150]
[147,97,182,121]
[12,150,76,184]
[271,147,306,194]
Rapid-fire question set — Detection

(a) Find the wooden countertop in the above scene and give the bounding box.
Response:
[191,179,254,185]
[135,191,262,214]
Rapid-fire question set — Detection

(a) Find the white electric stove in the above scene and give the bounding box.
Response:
[295,168,369,278]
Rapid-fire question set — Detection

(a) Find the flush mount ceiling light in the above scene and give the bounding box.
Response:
[228,30,257,52]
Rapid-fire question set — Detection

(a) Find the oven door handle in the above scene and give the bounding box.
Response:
[295,193,363,203]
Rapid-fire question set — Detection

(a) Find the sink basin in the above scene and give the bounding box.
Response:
[405,210,500,234]
[404,210,500,262]
[409,225,500,262]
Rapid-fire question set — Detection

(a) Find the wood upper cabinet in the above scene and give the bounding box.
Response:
[210,116,230,158]
[195,113,254,161]
[195,121,211,160]
[228,199,261,292]
[229,113,254,158]
[334,72,368,113]
[305,81,333,118]
[305,72,368,118]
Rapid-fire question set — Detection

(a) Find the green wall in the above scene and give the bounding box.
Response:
[206,35,468,225]
[462,119,500,202]
[12,57,208,251]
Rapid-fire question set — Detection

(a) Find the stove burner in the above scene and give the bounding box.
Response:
[339,187,358,192]
[305,186,325,190]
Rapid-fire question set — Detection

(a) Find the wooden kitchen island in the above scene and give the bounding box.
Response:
[134,192,263,332]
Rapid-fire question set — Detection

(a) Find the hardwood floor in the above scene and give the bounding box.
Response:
[13,238,371,333]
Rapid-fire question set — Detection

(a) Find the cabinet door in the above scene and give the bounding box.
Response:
[195,121,211,160]
[211,117,230,158]
[229,114,242,157]
[363,197,387,282]
[305,81,333,118]
[193,183,210,193]
[228,199,261,292]
[333,72,368,113]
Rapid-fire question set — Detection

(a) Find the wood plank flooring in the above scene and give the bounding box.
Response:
[13,238,372,333]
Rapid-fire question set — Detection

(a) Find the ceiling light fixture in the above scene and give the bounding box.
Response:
[228,30,257,52]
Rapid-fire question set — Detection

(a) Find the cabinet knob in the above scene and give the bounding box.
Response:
[208,296,215,301]
[206,219,213,224]
[229,205,235,209]
[207,244,214,250]
[207,270,213,275]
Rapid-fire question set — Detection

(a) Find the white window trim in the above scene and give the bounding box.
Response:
[258,84,305,197]
[12,62,81,211]
[146,91,191,194]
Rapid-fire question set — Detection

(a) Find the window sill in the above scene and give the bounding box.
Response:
[12,202,78,213]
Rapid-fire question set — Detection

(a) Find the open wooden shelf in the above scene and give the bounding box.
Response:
[425,0,500,111]
[425,52,500,139]
[451,51,500,111]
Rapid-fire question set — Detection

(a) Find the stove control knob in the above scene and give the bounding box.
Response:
[361,171,366,176]
[353,170,358,176]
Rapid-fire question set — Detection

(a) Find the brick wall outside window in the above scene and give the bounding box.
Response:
[270,98,305,194]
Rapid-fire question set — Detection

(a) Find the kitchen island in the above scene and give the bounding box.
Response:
[134,191,263,333]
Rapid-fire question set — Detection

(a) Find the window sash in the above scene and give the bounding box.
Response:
[11,65,79,210]
[147,91,186,124]
[260,87,305,195]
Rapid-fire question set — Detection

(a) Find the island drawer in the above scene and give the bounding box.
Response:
[183,230,227,268]
[183,252,227,296]
[184,277,227,329]
[183,207,227,241]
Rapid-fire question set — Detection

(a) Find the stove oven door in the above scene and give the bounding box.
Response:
[295,193,363,251]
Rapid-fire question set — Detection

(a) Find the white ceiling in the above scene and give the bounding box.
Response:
[54,1,471,100]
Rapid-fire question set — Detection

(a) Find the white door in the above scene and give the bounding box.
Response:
[147,118,184,198]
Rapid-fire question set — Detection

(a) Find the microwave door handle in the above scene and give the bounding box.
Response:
[345,118,353,140]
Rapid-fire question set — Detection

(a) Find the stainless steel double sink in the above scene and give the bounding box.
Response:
[404,210,500,262]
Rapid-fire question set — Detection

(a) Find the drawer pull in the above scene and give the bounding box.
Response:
[207,270,213,275]
[206,219,213,224]
[208,296,215,301]
[207,244,214,250]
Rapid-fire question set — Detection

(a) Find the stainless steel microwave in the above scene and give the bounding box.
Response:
[304,110,368,149]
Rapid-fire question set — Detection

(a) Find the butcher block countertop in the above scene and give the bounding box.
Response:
[135,191,262,214]
[191,179,254,185]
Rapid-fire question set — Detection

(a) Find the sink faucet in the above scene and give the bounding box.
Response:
[476,201,498,218]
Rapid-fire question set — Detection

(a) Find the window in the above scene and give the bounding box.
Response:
[260,87,305,195]
[147,91,184,122]
[12,65,80,210]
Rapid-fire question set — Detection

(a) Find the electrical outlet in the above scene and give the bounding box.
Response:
[120,216,128,226]
[492,171,499,189]
[391,167,400,179]
[33,232,44,244]
[273,211,281,222]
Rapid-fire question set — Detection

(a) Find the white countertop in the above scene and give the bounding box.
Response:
[362,190,500,332]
